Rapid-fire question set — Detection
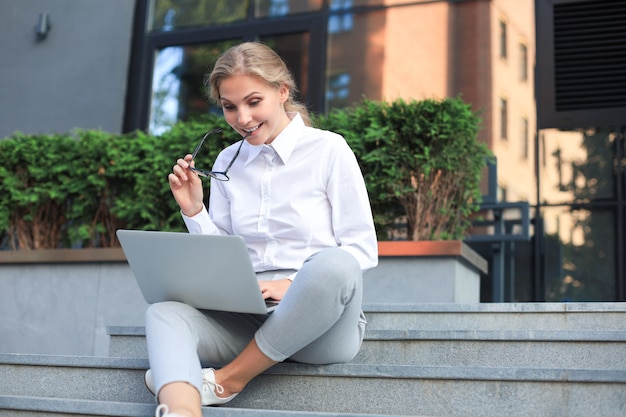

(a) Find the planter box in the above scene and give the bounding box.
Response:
[0,241,487,355]
[0,248,145,356]
[363,241,488,304]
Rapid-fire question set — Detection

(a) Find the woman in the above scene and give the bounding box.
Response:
[149,41,378,417]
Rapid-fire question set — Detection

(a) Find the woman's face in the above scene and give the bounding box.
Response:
[218,74,291,146]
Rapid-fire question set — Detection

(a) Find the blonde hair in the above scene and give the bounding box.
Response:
[206,42,312,126]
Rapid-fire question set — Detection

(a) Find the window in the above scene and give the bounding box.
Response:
[500,97,508,140]
[541,133,546,167]
[497,185,507,203]
[553,147,565,191]
[499,20,507,59]
[256,0,323,18]
[520,43,528,81]
[149,1,248,31]
[326,72,351,109]
[150,46,184,135]
[149,41,239,134]
[268,0,289,17]
[329,0,354,34]
[521,117,529,159]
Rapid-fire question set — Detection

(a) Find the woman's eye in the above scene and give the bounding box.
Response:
[249,99,261,106]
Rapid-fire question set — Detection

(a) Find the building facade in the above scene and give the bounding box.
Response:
[1,0,624,302]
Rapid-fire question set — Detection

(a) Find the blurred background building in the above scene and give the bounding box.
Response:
[1,0,624,302]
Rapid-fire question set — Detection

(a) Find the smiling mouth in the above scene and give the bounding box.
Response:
[243,124,262,134]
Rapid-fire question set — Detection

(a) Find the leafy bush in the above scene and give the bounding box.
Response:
[0,115,234,249]
[315,97,492,240]
[0,97,491,249]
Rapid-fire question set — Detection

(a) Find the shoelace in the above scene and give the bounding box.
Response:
[202,371,225,395]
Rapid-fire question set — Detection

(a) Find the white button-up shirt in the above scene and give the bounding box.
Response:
[182,113,378,274]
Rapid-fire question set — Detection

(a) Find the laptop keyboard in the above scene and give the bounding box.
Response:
[265,299,280,308]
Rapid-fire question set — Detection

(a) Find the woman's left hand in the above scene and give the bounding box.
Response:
[259,279,292,301]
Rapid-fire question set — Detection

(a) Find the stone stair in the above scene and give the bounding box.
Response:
[1,303,625,417]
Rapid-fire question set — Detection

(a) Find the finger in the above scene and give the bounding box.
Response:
[172,164,183,175]
[168,172,182,188]
[259,284,273,298]
[176,157,190,169]
[179,155,197,171]
[172,163,192,182]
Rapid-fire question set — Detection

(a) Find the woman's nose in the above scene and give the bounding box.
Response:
[237,109,252,125]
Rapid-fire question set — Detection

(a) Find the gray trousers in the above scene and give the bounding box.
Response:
[144,247,367,396]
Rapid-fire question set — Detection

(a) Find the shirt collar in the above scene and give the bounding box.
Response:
[243,112,304,166]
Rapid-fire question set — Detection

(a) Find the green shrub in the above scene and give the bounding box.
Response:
[0,115,234,249]
[0,132,80,249]
[0,97,491,249]
[315,97,492,240]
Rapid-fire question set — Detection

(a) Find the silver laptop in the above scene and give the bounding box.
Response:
[116,229,277,314]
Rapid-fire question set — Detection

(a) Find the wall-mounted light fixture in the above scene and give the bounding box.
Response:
[36,12,51,41]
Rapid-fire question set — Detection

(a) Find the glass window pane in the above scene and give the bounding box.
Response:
[539,127,617,204]
[258,33,310,107]
[255,0,323,18]
[325,3,453,111]
[345,0,421,6]
[149,35,309,134]
[150,0,248,31]
[519,43,528,81]
[520,117,529,159]
[499,20,507,59]
[500,98,508,140]
[325,8,377,111]
[542,207,616,301]
[149,40,239,134]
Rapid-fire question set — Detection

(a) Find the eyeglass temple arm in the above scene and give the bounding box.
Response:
[222,131,251,173]
[191,128,223,160]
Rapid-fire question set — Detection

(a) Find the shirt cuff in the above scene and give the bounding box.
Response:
[272,272,297,281]
[181,206,220,235]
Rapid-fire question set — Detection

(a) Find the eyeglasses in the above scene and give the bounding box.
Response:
[190,128,249,181]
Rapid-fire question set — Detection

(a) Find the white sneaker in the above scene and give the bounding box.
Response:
[145,368,238,406]
[155,404,188,417]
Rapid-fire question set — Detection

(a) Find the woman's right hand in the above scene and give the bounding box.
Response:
[168,154,205,217]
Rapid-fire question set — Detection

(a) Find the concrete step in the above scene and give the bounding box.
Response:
[1,353,625,417]
[107,325,626,370]
[362,302,626,331]
[358,328,626,369]
[0,396,154,417]
[0,395,420,417]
